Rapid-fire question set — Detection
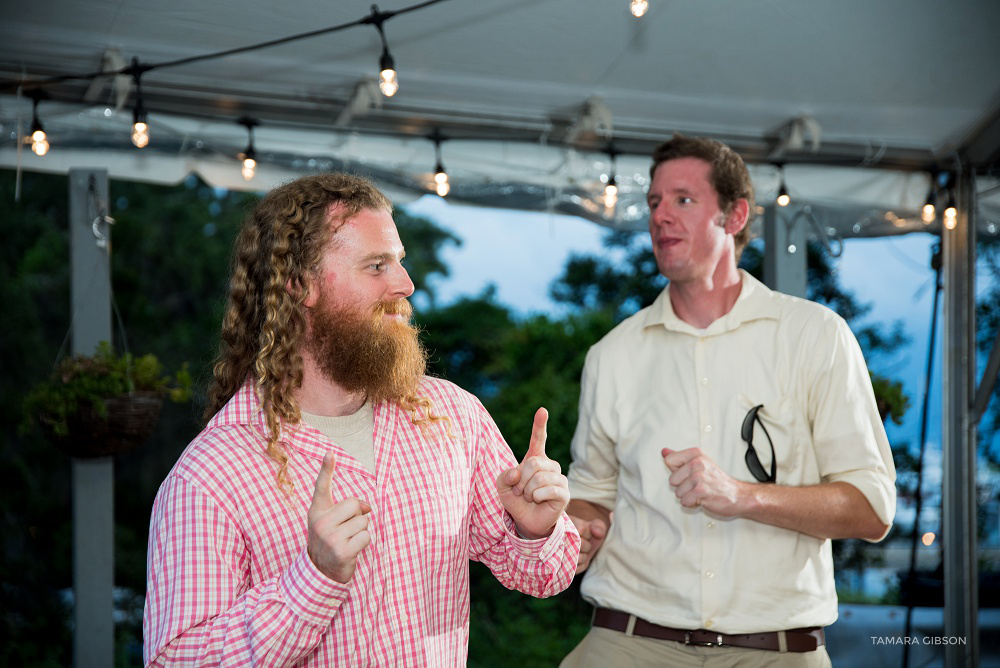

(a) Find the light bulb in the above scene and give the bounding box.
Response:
[132,121,149,148]
[380,68,398,97]
[435,171,448,185]
[32,137,49,156]
[242,157,256,181]
[777,183,790,207]
[435,180,450,197]
[943,205,957,229]
[921,203,936,223]
[630,0,649,17]
[31,128,46,143]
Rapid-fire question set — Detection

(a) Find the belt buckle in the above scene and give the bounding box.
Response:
[684,630,723,647]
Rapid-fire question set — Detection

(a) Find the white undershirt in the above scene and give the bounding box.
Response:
[301,401,376,473]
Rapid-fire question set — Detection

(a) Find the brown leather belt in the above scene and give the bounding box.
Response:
[592,607,825,653]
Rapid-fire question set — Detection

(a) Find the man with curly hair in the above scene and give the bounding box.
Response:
[143,172,580,666]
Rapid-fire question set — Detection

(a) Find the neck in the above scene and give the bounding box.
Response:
[668,263,743,329]
[295,351,367,417]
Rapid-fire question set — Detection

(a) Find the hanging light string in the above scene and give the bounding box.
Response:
[365,5,400,97]
[430,128,449,196]
[922,171,939,223]
[130,58,150,148]
[2,0,449,151]
[28,89,49,156]
[238,117,259,181]
[775,163,790,207]
[7,0,449,88]
[604,142,619,209]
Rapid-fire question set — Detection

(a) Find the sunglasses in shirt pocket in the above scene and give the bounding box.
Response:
[737,394,794,483]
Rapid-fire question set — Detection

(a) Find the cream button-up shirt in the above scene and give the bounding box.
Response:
[567,270,896,634]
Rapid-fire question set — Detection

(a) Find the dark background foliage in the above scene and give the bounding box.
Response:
[2,169,996,666]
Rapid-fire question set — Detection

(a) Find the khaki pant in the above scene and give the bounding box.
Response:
[560,627,833,668]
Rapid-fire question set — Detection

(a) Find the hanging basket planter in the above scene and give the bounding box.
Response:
[42,391,165,458]
[21,342,192,459]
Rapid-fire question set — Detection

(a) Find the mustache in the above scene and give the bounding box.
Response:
[374,299,413,318]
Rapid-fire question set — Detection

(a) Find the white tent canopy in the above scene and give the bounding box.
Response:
[2,0,999,237]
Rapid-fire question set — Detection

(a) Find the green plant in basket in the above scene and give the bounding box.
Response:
[21,341,192,456]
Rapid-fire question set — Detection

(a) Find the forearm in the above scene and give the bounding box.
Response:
[146,550,344,666]
[737,480,888,541]
[567,498,612,525]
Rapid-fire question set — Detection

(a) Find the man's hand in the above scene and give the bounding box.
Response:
[496,407,569,540]
[307,452,372,583]
[661,447,748,517]
[567,500,610,574]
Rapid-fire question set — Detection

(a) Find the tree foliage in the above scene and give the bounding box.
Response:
[4,167,996,666]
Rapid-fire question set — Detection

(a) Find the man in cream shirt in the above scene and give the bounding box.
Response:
[562,135,895,667]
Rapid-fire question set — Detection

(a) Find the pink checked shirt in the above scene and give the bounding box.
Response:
[144,378,580,666]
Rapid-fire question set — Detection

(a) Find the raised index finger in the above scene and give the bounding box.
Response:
[311,451,337,510]
[525,407,549,459]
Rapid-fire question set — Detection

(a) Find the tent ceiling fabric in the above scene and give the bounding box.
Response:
[2,0,999,236]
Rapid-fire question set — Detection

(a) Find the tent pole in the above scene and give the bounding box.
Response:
[69,168,115,667]
[763,203,807,298]
[941,166,978,667]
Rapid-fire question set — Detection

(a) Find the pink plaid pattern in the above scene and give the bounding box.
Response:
[144,378,580,666]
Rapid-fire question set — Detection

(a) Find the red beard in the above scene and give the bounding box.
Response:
[306,295,427,405]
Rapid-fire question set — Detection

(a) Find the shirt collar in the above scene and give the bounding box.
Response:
[641,269,782,336]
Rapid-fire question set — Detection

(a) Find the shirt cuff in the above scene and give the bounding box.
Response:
[827,469,897,542]
[279,549,351,627]
[505,512,578,563]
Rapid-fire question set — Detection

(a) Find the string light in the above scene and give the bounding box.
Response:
[130,58,150,148]
[7,1,446,153]
[238,117,258,181]
[630,0,649,17]
[943,189,957,230]
[921,170,938,223]
[368,5,399,97]
[27,92,49,156]
[430,129,449,196]
[604,143,619,210]
[776,164,790,207]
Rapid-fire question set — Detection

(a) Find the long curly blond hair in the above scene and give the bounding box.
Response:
[206,173,436,493]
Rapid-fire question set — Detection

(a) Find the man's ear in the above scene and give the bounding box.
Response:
[287,276,318,308]
[725,198,750,236]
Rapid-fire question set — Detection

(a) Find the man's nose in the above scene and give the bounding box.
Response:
[390,264,415,298]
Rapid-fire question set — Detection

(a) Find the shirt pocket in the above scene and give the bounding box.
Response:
[737,393,796,483]
[425,468,471,539]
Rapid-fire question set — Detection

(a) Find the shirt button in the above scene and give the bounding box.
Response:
[704,425,712,433]
[705,571,715,578]
[704,620,714,628]
[707,521,715,528]
[701,377,709,386]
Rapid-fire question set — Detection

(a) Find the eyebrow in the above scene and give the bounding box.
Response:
[648,186,696,200]
[358,250,404,264]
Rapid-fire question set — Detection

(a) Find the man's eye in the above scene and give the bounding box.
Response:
[370,262,385,272]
